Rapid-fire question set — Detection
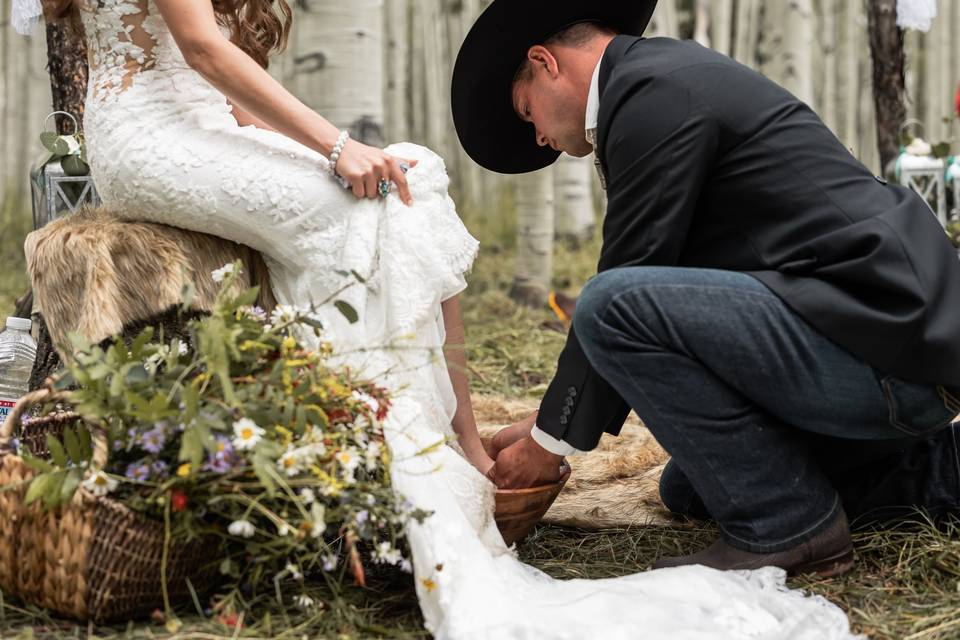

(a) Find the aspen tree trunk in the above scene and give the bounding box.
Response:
[734,0,761,70]
[418,0,450,162]
[936,0,951,143]
[293,0,385,146]
[554,155,595,247]
[818,0,839,134]
[709,0,735,56]
[842,0,862,156]
[783,0,815,105]
[692,0,711,48]
[511,169,555,306]
[866,0,906,173]
[648,1,680,38]
[384,0,411,143]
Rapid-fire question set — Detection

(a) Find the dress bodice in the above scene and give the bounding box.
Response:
[78,0,228,114]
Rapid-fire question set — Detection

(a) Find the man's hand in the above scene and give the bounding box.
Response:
[488,435,566,489]
[487,410,537,460]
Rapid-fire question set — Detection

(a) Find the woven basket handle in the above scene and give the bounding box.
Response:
[0,387,109,469]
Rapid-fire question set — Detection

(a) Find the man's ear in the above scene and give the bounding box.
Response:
[527,45,560,79]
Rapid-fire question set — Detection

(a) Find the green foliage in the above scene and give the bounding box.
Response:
[24,261,428,612]
[946,221,960,248]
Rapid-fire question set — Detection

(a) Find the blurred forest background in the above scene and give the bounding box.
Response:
[1,0,960,315]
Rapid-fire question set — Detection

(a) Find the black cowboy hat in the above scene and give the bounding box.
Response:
[451,0,658,175]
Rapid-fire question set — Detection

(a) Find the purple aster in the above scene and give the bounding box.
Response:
[125,461,151,481]
[150,460,170,479]
[138,425,167,454]
[202,435,238,474]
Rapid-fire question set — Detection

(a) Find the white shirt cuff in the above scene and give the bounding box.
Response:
[530,425,585,456]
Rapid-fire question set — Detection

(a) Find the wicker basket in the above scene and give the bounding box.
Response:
[0,388,219,623]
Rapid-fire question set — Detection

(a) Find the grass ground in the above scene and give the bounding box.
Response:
[0,199,31,319]
[0,208,958,638]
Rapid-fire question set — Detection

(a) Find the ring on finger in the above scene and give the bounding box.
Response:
[377,178,391,198]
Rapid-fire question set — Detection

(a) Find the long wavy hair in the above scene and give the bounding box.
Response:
[42,0,292,69]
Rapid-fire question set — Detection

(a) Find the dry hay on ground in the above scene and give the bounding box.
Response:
[473,395,681,529]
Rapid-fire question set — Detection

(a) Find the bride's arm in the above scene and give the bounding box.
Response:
[228,99,277,132]
[155,0,417,205]
[442,296,495,476]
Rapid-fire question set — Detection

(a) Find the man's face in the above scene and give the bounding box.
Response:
[511,49,593,158]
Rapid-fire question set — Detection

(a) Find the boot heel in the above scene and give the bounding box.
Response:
[791,547,856,578]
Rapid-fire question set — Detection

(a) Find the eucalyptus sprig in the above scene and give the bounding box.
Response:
[38,111,90,176]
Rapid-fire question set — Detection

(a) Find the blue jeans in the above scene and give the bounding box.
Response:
[574,267,960,553]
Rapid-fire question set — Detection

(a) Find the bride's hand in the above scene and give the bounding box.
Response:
[335,139,419,206]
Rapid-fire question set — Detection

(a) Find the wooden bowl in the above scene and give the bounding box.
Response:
[482,437,571,546]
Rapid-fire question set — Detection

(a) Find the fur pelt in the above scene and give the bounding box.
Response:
[25,206,276,358]
[474,396,682,529]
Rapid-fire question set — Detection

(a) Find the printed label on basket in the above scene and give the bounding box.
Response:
[0,398,15,423]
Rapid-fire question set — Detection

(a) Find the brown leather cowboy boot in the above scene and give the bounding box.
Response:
[652,507,855,578]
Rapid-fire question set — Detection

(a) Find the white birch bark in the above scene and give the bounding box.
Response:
[693,0,711,48]
[292,0,385,145]
[648,1,680,38]
[384,0,411,143]
[817,0,839,133]
[710,0,735,56]
[842,0,862,155]
[734,0,761,69]
[511,169,555,305]
[554,155,595,246]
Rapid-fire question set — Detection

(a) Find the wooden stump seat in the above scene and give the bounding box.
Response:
[24,206,277,387]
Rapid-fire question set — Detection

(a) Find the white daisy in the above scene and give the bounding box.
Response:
[277,522,292,537]
[232,418,264,450]
[299,488,316,505]
[269,304,303,326]
[82,470,118,497]
[294,594,316,610]
[278,448,304,477]
[211,263,237,283]
[372,541,403,566]
[285,562,303,580]
[227,519,256,538]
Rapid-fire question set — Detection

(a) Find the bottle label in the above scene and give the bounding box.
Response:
[0,399,15,424]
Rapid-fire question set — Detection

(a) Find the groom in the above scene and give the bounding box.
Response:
[452,0,960,576]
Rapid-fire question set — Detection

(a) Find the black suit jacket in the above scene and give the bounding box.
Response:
[538,36,960,451]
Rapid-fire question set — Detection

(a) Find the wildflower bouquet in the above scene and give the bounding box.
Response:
[18,262,429,618]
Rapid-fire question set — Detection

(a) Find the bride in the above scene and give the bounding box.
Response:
[18,0,859,637]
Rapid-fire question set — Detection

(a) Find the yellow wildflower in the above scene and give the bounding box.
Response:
[176,463,192,478]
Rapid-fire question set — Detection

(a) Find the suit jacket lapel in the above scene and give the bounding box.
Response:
[595,35,643,184]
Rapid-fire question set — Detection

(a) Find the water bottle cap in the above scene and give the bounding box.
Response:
[5,317,31,331]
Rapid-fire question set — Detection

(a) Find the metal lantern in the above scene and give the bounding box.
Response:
[29,111,100,230]
[897,154,947,226]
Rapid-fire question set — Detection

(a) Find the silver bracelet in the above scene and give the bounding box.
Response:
[328,130,350,177]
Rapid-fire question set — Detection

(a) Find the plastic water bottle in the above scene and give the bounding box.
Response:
[0,317,37,425]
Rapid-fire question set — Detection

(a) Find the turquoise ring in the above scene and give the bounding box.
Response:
[377,178,390,199]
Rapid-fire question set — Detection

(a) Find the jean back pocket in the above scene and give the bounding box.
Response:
[880,375,957,437]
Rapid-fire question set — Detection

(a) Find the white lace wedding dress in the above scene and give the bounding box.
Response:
[77,2,861,638]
